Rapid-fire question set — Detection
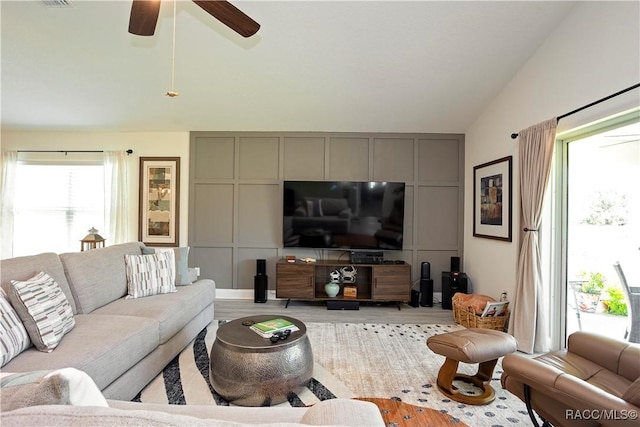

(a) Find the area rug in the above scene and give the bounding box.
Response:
[135,321,529,426]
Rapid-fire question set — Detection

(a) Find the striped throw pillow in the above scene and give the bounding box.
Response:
[8,272,75,353]
[0,289,31,367]
[125,251,176,299]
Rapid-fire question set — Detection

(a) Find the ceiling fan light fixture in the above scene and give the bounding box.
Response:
[166,91,180,97]
[128,0,259,38]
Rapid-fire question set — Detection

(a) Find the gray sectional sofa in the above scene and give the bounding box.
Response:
[1,242,386,426]
[0,242,216,400]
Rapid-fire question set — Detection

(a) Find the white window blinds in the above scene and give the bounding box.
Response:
[13,163,104,256]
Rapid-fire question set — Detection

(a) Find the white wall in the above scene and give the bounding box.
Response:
[464,1,640,299]
[1,131,190,247]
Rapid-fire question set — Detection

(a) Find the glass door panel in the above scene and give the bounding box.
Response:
[565,121,640,340]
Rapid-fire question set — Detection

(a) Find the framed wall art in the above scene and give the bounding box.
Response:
[139,157,180,246]
[473,156,512,242]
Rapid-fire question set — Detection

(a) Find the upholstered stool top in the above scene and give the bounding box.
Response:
[427,328,517,363]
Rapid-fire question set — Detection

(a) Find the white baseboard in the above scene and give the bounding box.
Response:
[216,289,280,300]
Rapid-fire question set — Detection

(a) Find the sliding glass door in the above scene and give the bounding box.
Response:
[559,112,639,343]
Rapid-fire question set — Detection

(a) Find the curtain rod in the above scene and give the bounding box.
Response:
[17,149,133,155]
[511,83,640,139]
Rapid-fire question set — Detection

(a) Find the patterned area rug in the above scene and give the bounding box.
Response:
[135,321,529,426]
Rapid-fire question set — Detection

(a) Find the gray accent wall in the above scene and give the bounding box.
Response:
[189,132,465,293]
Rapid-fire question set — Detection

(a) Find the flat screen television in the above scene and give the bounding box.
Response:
[283,181,405,250]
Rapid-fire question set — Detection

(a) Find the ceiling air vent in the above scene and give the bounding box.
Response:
[41,0,74,8]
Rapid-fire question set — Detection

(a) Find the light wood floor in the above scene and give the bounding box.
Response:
[214,298,456,324]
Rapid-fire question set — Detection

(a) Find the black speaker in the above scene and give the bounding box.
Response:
[256,259,266,276]
[421,261,431,279]
[441,271,468,309]
[420,279,434,307]
[450,256,461,273]
[254,259,267,303]
[409,289,420,307]
[254,275,267,303]
[419,262,433,307]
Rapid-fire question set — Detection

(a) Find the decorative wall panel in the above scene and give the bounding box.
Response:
[372,138,414,181]
[193,183,233,244]
[283,137,325,179]
[193,247,233,289]
[329,137,369,180]
[417,186,459,248]
[239,137,279,180]
[238,184,280,245]
[418,138,460,182]
[190,132,464,292]
[194,137,234,180]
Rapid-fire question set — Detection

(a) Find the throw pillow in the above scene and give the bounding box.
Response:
[125,251,176,299]
[173,247,192,286]
[145,247,193,286]
[8,271,75,353]
[0,290,31,367]
[0,368,108,411]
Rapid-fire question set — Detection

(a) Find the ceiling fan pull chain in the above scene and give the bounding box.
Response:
[166,0,179,97]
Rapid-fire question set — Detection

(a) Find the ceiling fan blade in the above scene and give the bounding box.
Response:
[192,0,260,38]
[129,0,161,36]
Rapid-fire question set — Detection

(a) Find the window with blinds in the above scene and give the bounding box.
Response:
[13,163,104,256]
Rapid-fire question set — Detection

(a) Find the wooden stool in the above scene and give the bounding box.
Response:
[427,328,517,405]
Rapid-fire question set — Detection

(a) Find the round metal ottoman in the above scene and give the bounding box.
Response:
[209,315,313,406]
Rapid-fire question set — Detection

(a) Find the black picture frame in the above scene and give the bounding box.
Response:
[473,156,513,242]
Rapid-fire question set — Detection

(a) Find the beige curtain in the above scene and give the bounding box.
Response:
[103,151,129,245]
[0,151,18,259]
[509,118,558,353]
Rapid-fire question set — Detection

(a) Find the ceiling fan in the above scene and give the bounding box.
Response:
[128,0,260,38]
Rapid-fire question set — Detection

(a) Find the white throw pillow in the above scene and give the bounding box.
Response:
[125,251,176,299]
[8,272,75,352]
[0,290,31,367]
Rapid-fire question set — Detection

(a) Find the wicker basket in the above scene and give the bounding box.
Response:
[453,300,508,331]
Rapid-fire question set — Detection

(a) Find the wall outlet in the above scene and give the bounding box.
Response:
[195,267,201,276]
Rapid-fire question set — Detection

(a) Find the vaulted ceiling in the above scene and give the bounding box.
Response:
[1,1,576,132]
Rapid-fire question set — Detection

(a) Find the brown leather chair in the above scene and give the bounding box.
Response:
[501,331,640,427]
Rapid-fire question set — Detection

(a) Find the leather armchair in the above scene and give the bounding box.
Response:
[501,331,640,427]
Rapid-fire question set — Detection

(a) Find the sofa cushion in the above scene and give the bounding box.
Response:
[622,377,640,406]
[1,314,159,391]
[93,279,215,344]
[59,242,145,314]
[0,290,31,367]
[0,252,77,314]
[0,368,108,412]
[8,271,75,352]
[124,252,176,299]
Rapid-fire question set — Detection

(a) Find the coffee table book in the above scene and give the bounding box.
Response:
[250,318,299,338]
